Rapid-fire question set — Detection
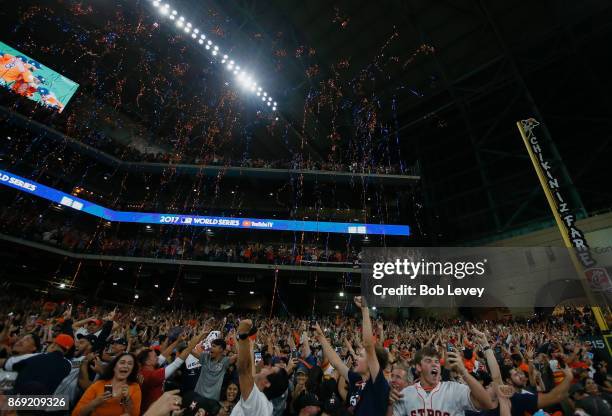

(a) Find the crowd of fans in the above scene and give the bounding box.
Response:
[0,209,363,267]
[1,113,410,176]
[0,290,609,416]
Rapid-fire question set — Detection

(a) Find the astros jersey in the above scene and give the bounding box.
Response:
[393,381,477,416]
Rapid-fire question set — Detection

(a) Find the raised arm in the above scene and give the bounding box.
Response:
[355,296,380,380]
[159,336,182,365]
[447,351,495,410]
[314,323,350,381]
[471,326,502,385]
[236,319,255,401]
[537,367,573,408]
[73,316,97,330]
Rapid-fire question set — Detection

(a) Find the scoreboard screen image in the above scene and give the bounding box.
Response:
[0,41,79,113]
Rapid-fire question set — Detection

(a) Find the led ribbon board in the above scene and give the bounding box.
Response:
[0,169,410,236]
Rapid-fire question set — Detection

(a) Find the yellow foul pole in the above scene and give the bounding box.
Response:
[516,119,608,330]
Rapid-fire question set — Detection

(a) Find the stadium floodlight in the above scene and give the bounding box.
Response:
[59,283,66,289]
[262,96,266,101]
[134,294,139,299]
[148,1,278,111]
[335,305,339,309]
[268,97,272,101]
[339,291,344,297]
[249,291,255,295]
[272,106,276,111]
[113,282,117,286]
[167,297,171,301]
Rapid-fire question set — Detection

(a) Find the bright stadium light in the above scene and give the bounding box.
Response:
[148,0,278,111]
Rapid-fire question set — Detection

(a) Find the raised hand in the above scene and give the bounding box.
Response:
[354,296,366,309]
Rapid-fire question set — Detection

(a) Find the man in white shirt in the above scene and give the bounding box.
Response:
[392,346,495,416]
[231,319,288,416]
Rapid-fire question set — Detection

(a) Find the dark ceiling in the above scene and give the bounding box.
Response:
[1,0,611,242]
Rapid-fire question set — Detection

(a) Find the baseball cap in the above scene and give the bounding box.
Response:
[77,333,98,345]
[296,367,309,376]
[294,392,322,412]
[113,338,128,346]
[181,391,221,416]
[54,334,74,351]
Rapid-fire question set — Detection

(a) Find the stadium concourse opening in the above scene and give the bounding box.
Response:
[0,1,611,416]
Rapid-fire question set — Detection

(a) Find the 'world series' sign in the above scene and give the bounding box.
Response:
[520,119,595,268]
